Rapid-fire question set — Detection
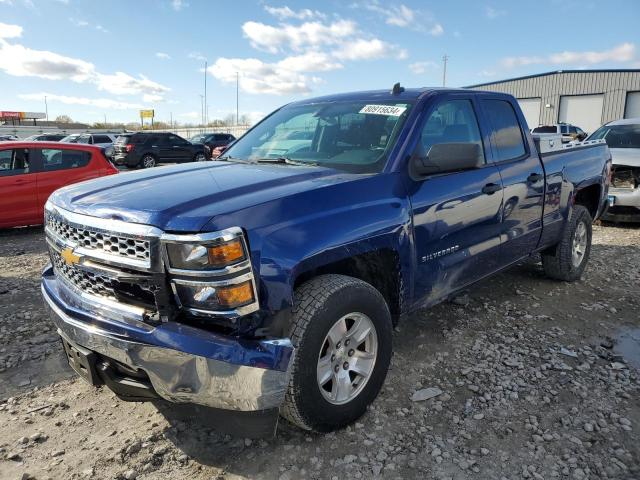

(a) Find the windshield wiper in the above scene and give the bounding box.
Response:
[217,155,250,164]
[254,157,317,166]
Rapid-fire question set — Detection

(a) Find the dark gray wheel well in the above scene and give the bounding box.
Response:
[293,249,402,325]
[574,184,601,219]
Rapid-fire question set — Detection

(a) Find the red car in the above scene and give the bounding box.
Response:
[0,142,118,228]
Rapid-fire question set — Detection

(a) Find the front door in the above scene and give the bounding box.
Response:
[408,96,504,308]
[0,148,38,228]
[480,98,545,267]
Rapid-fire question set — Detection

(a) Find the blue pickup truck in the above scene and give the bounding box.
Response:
[41,86,611,434]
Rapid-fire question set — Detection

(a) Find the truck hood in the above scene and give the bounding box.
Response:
[610,148,640,167]
[49,161,355,231]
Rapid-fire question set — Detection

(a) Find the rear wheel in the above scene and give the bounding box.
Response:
[140,154,156,169]
[542,205,592,281]
[194,152,207,162]
[282,274,392,432]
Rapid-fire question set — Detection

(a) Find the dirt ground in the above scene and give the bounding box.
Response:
[0,223,638,480]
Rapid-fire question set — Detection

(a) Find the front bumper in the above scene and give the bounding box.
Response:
[42,266,294,411]
[603,187,640,222]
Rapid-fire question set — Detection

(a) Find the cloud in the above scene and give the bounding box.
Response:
[69,18,108,33]
[502,43,636,68]
[429,24,444,36]
[188,51,206,61]
[208,57,322,95]
[95,72,170,96]
[264,5,325,20]
[143,93,163,103]
[0,30,170,98]
[334,38,406,61]
[408,61,438,74]
[18,92,144,110]
[277,51,343,72]
[0,22,23,39]
[171,0,187,11]
[485,6,506,19]
[155,52,171,60]
[242,19,357,53]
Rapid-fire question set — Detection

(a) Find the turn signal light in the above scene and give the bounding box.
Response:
[207,238,245,267]
[216,281,255,308]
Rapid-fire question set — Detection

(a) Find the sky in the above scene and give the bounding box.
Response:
[0,0,639,125]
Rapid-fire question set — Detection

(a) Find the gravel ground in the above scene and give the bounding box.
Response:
[0,223,638,480]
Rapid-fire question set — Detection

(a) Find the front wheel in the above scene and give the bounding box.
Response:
[282,274,392,432]
[194,152,207,162]
[542,205,592,281]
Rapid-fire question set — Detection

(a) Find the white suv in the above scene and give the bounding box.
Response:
[76,133,120,148]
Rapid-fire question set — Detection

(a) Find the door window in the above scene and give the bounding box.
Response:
[420,99,485,162]
[94,135,113,143]
[482,100,527,161]
[40,149,91,171]
[0,149,30,177]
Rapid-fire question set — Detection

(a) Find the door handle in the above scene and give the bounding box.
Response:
[527,173,543,183]
[13,179,29,185]
[481,183,502,195]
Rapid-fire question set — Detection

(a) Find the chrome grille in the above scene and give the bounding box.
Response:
[46,214,150,261]
[50,248,115,298]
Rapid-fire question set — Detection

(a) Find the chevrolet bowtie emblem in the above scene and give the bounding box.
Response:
[60,248,81,266]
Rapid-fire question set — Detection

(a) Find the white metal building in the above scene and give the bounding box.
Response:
[466,69,640,134]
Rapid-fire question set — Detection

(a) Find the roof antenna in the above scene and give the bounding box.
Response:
[391,82,405,95]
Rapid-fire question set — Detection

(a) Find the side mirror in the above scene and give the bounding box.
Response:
[412,143,483,176]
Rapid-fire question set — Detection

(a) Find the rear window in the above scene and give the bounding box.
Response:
[483,99,527,161]
[115,135,131,144]
[532,126,556,134]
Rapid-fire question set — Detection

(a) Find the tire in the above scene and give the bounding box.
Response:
[542,205,592,281]
[282,274,392,432]
[139,154,156,169]
[194,152,207,162]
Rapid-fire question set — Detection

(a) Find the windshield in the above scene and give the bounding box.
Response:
[222,100,414,173]
[588,124,640,148]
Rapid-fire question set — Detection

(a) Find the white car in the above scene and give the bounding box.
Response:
[588,118,640,222]
[76,133,120,148]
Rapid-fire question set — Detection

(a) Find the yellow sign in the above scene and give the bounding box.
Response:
[61,248,81,266]
[140,109,155,119]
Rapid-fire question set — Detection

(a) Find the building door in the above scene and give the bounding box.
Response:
[624,92,640,119]
[517,98,541,129]
[559,94,604,134]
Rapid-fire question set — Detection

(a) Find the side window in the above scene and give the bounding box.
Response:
[482,100,527,161]
[0,149,30,176]
[40,149,91,171]
[77,134,92,144]
[94,135,112,143]
[569,126,577,134]
[420,99,485,162]
[560,125,569,134]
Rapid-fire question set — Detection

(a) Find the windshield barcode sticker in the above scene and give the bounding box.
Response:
[359,105,407,116]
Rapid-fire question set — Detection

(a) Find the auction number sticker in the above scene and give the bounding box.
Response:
[359,104,407,116]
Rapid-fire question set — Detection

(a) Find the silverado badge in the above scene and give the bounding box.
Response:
[61,248,81,266]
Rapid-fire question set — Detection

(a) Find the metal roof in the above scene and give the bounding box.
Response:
[465,69,640,88]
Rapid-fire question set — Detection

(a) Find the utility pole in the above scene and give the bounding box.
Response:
[442,55,449,87]
[236,71,239,125]
[204,60,207,126]
[170,111,173,129]
[199,94,204,126]
[44,95,48,122]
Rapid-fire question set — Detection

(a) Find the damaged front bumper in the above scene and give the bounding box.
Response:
[42,266,294,412]
[603,186,640,222]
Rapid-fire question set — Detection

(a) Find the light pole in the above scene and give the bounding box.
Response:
[199,94,204,126]
[442,55,449,87]
[204,60,208,126]
[236,71,239,125]
[44,95,48,122]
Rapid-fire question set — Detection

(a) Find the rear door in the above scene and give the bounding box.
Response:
[408,95,504,306]
[34,147,94,218]
[0,147,38,227]
[480,97,545,268]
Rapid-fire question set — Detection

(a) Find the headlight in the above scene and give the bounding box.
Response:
[165,237,246,270]
[174,279,255,310]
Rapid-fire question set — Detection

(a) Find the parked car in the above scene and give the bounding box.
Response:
[588,118,640,222]
[189,132,235,151]
[112,132,209,168]
[24,133,67,142]
[41,86,610,435]
[532,123,587,143]
[0,142,118,228]
[0,134,19,141]
[75,133,120,148]
[211,144,230,159]
[60,134,82,143]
